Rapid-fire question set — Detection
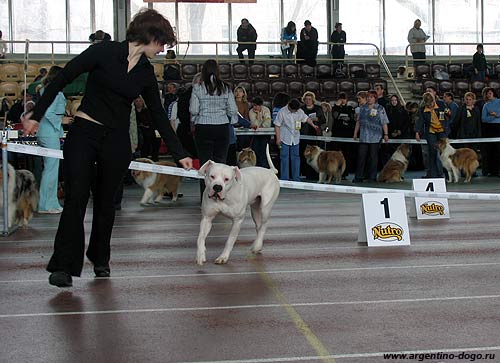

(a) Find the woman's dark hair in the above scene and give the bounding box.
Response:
[201,59,228,96]
[42,66,63,87]
[89,30,111,43]
[126,9,176,47]
[288,98,301,110]
[272,92,290,109]
[482,87,498,99]
[304,20,311,26]
[285,21,296,35]
[252,97,263,106]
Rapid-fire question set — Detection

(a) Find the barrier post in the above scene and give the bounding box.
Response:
[2,131,10,235]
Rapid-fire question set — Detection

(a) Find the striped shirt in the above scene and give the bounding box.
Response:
[189,83,238,125]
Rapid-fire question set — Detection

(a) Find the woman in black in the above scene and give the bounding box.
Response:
[22,9,192,287]
[297,20,319,67]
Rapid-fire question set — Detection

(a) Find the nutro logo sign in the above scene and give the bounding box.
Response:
[419,201,445,216]
[371,223,404,242]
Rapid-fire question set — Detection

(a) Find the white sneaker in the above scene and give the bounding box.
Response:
[39,208,63,214]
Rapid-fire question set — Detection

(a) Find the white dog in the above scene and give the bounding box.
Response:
[196,146,280,265]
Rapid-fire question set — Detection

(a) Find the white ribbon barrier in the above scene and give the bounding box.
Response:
[5,142,500,201]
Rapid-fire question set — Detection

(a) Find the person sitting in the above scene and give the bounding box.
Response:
[34,67,48,82]
[7,90,33,124]
[236,18,257,65]
[281,21,297,60]
[249,96,272,168]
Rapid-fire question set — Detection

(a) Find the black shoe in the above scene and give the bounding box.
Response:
[94,266,110,278]
[49,271,73,287]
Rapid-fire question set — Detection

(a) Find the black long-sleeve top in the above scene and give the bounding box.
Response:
[31,40,188,161]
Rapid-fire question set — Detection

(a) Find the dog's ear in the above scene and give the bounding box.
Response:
[198,160,214,176]
[233,166,242,182]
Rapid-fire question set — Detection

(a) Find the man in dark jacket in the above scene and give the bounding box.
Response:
[236,18,257,65]
[472,44,488,81]
[330,22,346,70]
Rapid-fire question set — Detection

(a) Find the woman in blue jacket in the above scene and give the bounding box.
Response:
[37,66,66,214]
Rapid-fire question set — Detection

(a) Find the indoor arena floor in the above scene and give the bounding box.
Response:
[1,174,500,363]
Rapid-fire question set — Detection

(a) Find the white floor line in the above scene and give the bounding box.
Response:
[174,345,500,363]
[2,239,500,260]
[1,261,500,284]
[1,294,500,319]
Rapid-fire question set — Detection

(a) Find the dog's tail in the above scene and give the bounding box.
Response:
[266,143,278,174]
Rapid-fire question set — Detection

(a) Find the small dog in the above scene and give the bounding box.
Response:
[377,144,411,183]
[237,147,257,168]
[131,158,183,205]
[0,163,39,228]
[303,145,346,184]
[436,138,479,183]
[196,145,279,265]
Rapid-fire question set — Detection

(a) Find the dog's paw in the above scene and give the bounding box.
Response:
[214,255,228,264]
[196,250,206,265]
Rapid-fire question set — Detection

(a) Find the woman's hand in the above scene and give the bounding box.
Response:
[21,112,39,136]
[178,157,193,170]
[415,132,421,142]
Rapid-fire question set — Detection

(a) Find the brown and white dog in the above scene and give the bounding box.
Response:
[131,158,183,205]
[237,147,257,169]
[0,163,39,228]
[436,138,479,183]
[377,144,411,183]
[303,145,346,184]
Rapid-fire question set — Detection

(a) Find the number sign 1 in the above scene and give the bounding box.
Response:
[358,193,411,246]
[412,178,450,220]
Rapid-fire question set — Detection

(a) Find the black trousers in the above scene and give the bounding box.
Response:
[195,123,230,196]
[355,143,380,181]
[236,45,256,64]
[47,118,131,276]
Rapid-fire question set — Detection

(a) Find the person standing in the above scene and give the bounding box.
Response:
[236,19,258,65]
[37,66,65,214]
[472,44,488,81]
[407,19,429,66]
[352,90,389,182]
[22,9,192,288]
[297,20,319,67]
[481,87,500,177]
[280,21,297,60]
[330,22,346,70]
[0,30,8,59]
[249,96,272,168]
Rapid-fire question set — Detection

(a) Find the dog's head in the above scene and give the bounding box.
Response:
[131,158,155,182]
[435,138,449,153]
[303,145,321,160]
[397,143,411,158]
[237,148,256,168]
[199,160,241,201]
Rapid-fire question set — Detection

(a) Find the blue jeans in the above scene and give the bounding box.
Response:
[37,136,62,211]
[426,132,445,178]
[280,143,300,181]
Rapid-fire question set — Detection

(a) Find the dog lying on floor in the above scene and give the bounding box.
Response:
[0,163,38,228]
[237,147,257,168]
[196,145,279,265]
[377,144,411,183]
[303,145,346,184]
[436,138,479,183]
[131,158,183,205]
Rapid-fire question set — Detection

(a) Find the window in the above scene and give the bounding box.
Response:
[283,0,328,54]
[483,0,500,54]
[339,0,382,56]
[152,3,176,56]
[69,0,91,54]
[177,3,229,56]
[385,0,431,55]
[95,0,114,40]
[232,0,281,56]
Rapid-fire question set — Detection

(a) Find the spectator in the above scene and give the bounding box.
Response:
[174,85,198,159]
[37,66,65,213]
[382,94,410,167]
[332,92,356,175]
[249,96,272,168]
[472,44,488,81]
[407,19,429,66]
[163,49,181,81]
[454,92,481,153]
[135,96,160,161]
[0,30,8,59]
[416,92,447,178]
[281,21,297,60]
[321,102,333,137]
[233,86,251,149]
[481,87,500,177]
[34,67,48,82]
[352,90,389,182]
[297,20,319,67]
[374,83,388,109]
[443,91,459,137]
[164,82,178,114]
[88,30,111,44]
[274,98,319,181]
[271,92,290,125]
[236,18,258,65]
[330,22,346,70]
[7,90,33,123]
[300,91,325,179]
[190,59,238,195]
[22,9,192,287]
